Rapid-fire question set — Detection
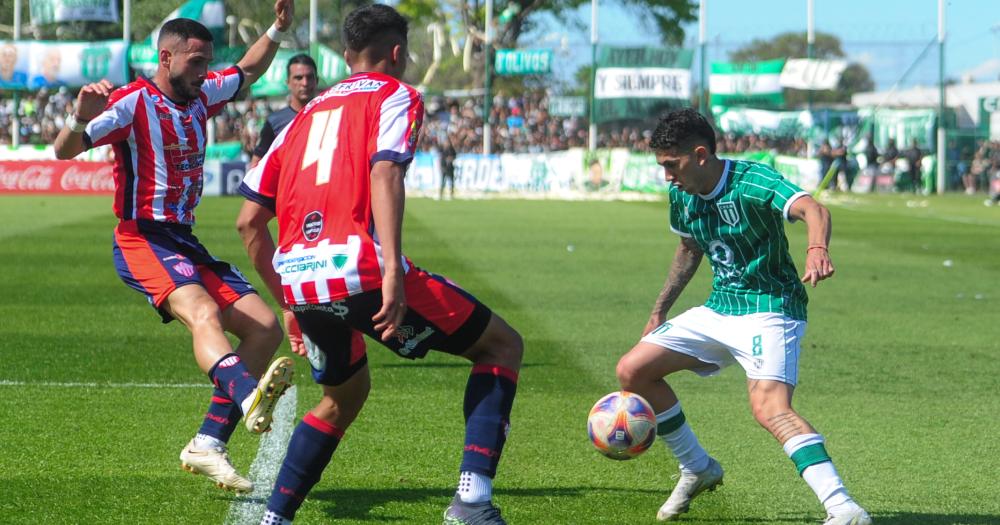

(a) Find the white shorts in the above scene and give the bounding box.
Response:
[640,306,806,385]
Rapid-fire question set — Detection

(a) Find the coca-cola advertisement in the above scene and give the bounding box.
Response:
[0,161,115,194]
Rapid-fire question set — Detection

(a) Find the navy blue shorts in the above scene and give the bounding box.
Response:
[291,267,492,386]
[112,220,256,323]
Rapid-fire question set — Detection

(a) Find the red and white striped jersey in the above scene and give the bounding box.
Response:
[84,67,243,224]
[240,71,424,306]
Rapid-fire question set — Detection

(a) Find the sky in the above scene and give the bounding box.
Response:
[529,0,1000,91]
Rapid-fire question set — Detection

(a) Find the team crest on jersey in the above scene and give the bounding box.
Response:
[302,211,323,241]
[717,201,740,226]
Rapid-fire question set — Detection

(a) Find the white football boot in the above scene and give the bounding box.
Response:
[244,357,295,433]
[179,438,253,493]
[656,457,724,521]
[823,507,873,525]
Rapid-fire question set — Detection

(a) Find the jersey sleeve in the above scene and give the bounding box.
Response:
[370,84,423,165]
[239,115,294,212]
[667,188,692,238]
[201,66,244,118]
[744,170,809,222]
[83,88,139,149]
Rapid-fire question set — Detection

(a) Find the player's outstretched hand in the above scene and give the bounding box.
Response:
[373,272,406,342]
[800,247,835,287]
[274,0,293,32]
[282,307,306,356]
[76,80,114,120]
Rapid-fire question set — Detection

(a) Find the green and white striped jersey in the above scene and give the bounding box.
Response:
[668,159,810,320]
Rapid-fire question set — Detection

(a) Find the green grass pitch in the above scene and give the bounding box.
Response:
[0,193,998,524]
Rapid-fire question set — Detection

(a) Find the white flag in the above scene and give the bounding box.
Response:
[779,59,848,90]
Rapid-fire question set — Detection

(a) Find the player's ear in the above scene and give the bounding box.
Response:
[694,145,709,164]
[159,48,172,67]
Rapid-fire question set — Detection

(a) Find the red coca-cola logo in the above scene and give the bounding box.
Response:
[60,164,115,192]
[0,164,55,190]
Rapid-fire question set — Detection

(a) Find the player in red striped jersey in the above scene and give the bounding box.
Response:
[237,5,522,524]
[54,1,297,496]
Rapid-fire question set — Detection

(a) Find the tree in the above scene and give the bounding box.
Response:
[729,31,874,106]
[397,0,697,92]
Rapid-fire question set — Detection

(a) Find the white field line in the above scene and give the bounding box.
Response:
[224,386,297,525]
[0,380,209,388]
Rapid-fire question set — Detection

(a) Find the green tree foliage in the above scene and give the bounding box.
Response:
[729,31,874,106]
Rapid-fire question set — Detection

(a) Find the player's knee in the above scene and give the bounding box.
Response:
[615,354,642,391]
[185,298,224,330]
[259,314,284,349]
[468,318,523,371]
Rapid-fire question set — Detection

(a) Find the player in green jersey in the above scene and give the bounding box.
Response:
[616,108,871,525]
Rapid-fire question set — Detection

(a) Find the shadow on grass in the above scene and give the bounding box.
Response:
[872,512,1000,525]
[376,361,553,369]
[307,485,662,521]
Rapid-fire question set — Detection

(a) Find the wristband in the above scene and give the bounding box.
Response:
[807,245,828,252]
[66,114,89,134]
[265,23,284,42]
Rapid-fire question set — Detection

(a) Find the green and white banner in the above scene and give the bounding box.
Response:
[710,59,784,108]
[29,0,118,25]
[149,0,226,47]
[779,58,848,90]
[548,96,587,118]
[0,40,128,91]
[593,46,693,123]
[250,44,349,97]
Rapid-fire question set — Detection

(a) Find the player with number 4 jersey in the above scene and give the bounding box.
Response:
[237,5,523,524]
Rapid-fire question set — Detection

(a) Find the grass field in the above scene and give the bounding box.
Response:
[1,193,998,525]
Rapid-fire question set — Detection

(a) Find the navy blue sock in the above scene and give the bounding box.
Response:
[267,413,343,520]
[460,364,518,478]
[208,353,257,411]
[196,388,241,442]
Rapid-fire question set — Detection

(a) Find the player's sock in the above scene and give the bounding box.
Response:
[260,509,292,525]
[266,412,343,521]
[207,353,258,416]
[195,388,242,444]
[656,402,711,474]
[783,433,858,513]
[459,364,518,480]
[457,470,493,504]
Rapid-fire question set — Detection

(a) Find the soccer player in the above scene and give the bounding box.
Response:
[236,5,523,524]
[53,2,298,496]
[616,108,871,525]
[248,53,319,169]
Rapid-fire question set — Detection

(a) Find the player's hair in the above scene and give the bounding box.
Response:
[342,4,408,53]
[650,107,717,155]
[286,53,317,77]
[158,18,214,48]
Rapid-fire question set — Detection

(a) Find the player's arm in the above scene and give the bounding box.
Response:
[236,0,293,92]
[370,160,407,342]
[788,194,834,288]
[54,80,114,159]
[235,200,305,355]
[643,236,704,336]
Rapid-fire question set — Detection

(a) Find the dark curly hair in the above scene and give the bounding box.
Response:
[649,108,717,154]
[343,4,408,53]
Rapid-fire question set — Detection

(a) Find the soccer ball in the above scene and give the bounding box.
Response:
[587,391,657,460]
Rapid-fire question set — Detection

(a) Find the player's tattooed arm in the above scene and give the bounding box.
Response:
[644,237,703,336]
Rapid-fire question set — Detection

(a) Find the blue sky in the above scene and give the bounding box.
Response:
[530,0,1000,91]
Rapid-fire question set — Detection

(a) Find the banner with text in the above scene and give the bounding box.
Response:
[29,0,118,25]
[0,160,115,194]
[779,59,848,90]
[710,59,785,108]
[594,47,693,123]
[0,40,128,91]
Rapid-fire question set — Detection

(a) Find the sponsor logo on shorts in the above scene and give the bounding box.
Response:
[172,261,196,277]
[303,333,326,371]
[290,302,349,319]
[302,211,323,241]
[395,325,435,356]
